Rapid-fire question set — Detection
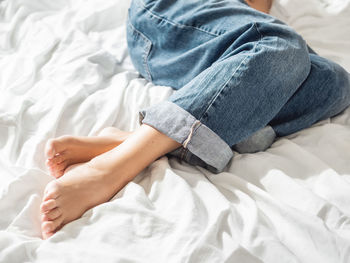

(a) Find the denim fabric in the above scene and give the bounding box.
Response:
[139,101,233,171]
[127,0,350,173]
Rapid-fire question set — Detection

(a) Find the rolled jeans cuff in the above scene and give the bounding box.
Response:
[139,101,233,173]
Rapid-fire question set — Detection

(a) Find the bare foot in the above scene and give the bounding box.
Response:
[40,161,123,239]
[45,127,131,178]
[40,124,181,239]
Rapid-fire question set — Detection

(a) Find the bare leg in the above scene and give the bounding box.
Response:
[245,0,273,14]
[45,127,131,178]
[40,124,181,239]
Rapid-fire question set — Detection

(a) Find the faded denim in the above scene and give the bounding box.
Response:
[127,0,350,173]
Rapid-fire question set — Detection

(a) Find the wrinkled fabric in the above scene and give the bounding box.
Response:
[127,0,350,173]
[0,0,350,262]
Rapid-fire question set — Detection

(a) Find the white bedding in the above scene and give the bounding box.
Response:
[0,0,350,262]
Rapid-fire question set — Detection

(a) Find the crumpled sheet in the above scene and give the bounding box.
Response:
[0,0,349,262]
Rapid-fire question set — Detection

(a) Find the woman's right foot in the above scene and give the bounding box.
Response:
[45,127,131,178]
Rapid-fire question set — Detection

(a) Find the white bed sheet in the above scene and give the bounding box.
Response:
[0,0,350,262]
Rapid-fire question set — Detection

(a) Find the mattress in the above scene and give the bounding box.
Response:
[0,0,349,262]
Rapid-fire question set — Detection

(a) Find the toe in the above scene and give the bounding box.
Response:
[42,207,62,221]
[46,154,65,169]
[46,159,55,174]
[42,216,64,235]
[40,199,58,213]
[43,181,61,201]
[45,138,58,159]
[49,160,69,178]
[45,136,72,159]
[42,231,54,240]
[49,153,67,166]
[52,160,69,172]
[54,169,66,179]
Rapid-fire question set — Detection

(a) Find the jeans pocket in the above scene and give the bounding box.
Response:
[126,20,153,81]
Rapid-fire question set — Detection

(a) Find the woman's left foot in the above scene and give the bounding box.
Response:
[45,127,131,178]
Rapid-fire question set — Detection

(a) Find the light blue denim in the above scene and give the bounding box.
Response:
[127,0,350,173]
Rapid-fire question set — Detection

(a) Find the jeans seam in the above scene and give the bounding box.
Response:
[254,22,264,40]
[183,120,201,148]
[135,0,221,37]
[181,120,201,161]
[128,20,153,81]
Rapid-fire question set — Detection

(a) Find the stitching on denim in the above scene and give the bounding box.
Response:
[135,0,220,37]
[198,56,251,122]
[183,120,201,149]
[181,120,203,161]
[199,23,263,122]
[128,21,153,81]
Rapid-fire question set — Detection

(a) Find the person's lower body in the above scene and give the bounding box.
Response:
[127,0,350,173]
[39,0,350,239]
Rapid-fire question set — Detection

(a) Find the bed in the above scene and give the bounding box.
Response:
[0,0,350,262]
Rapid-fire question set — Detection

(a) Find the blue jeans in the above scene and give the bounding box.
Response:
[127,0,350,173]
